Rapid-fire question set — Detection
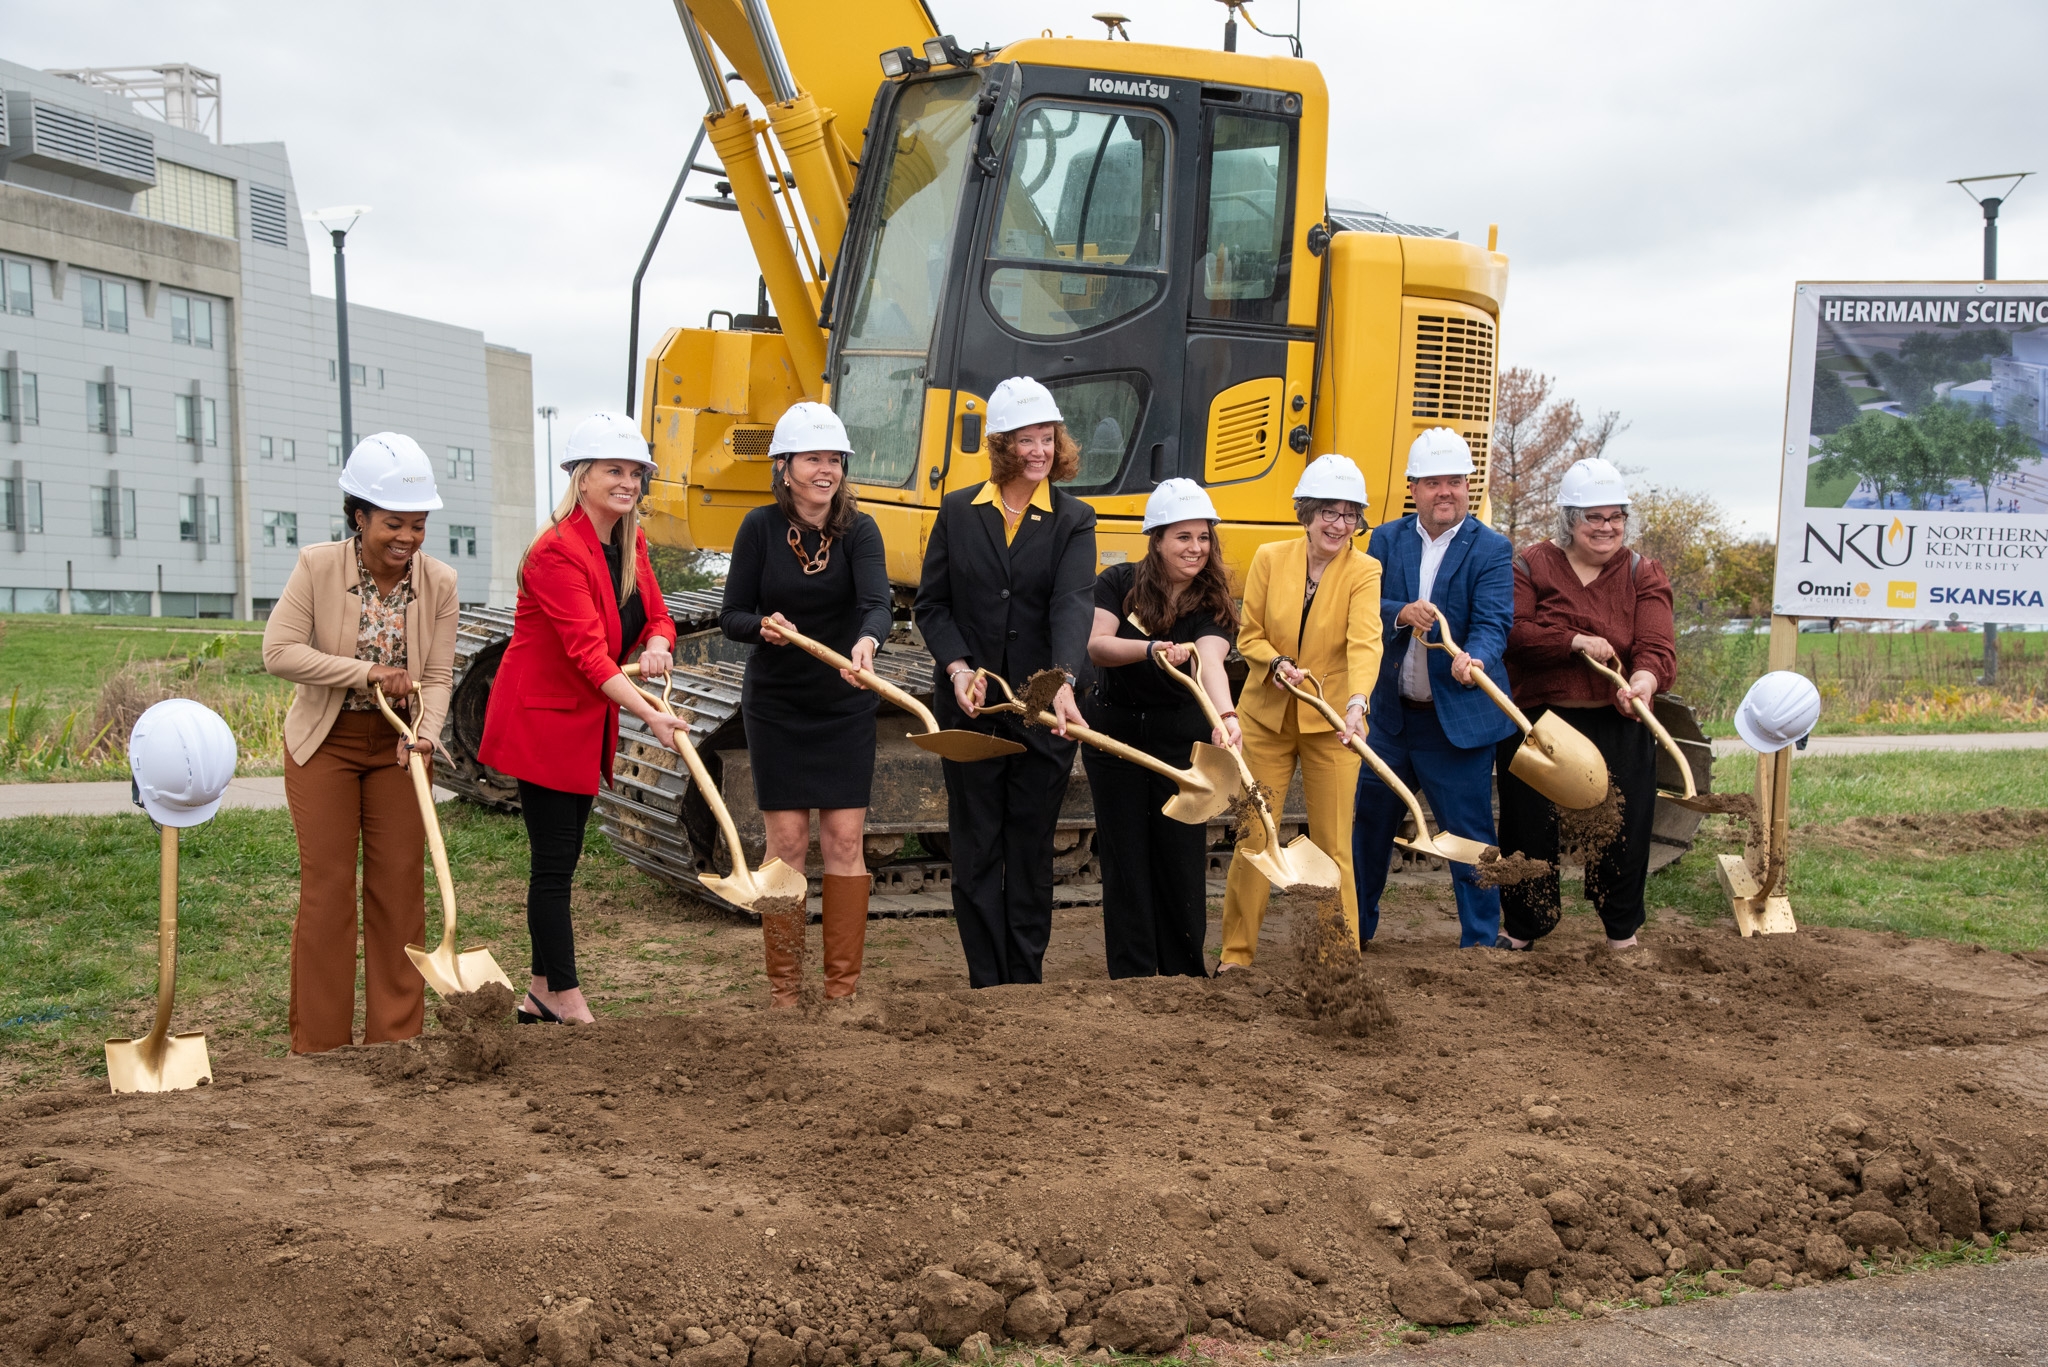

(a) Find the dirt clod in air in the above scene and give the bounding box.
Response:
[753,895,810,924]
[1560,783,1626,865]
[1286,887,1396,1038]
[1226,779,1276,844]
[1688,792,1758,820]
[1018,668,1073,726]
[1473,852,1553,889]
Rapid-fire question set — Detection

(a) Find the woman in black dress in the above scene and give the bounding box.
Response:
[1084,479,1240,978]
[720,402,891,1005]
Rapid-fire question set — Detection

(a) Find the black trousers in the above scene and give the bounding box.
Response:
[518,778,596,991]
[942,718,1075,988]
[1081,699,1211,980]
[1496,704,1659,943]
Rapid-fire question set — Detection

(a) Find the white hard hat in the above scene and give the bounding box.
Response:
[338,433,443,512]
[769,401,853,458]
[1733,671,1822,754]
[987,376,1062,434]
[562,412,655,472]
[1293,453,1369,507]
[1142,478,1219,532]
[1558,457,1631,508]
[1406,427,1476,479]
[129,699,238,828]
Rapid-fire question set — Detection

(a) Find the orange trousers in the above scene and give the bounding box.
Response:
[284,711,427,1052]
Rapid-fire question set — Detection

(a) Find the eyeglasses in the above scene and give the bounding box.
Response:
[1313,507,1362,527]
[1579,512,1629,528]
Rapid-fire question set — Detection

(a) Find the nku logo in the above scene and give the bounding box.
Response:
[1800,517,1916,569]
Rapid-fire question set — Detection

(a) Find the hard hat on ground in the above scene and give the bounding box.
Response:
[770,402,853,458]
[1558,457,1631,508]
[1734,671,1822,753]
[338,433,443,512]
[1406,427,1476,479]
[130,699,238,828]
[1293,454,1369,506]
[1142,478,1219,531]
[987,377,1062,434]
[562,412,655,472]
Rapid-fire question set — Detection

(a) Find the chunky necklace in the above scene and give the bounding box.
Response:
[787,522,833,575]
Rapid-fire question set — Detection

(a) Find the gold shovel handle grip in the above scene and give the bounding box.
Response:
[623,671,755,880]
[374,685,458,951]
[1421,606,1534,736]
[1575,650,1696,800]
[768,619,944,736]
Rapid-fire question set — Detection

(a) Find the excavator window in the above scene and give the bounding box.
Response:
[985,103,1170,338]
[834,74,982,488]
[1193,111,1295,324]
[1045,371,1147,489]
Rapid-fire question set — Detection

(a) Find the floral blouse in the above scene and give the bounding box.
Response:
[343,540,414,712]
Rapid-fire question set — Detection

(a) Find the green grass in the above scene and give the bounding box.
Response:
[1804,463,1862,508]
[1644,750,2048,951]
[0,614,274,717]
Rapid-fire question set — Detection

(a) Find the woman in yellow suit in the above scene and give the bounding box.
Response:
[1221,454,1384,967]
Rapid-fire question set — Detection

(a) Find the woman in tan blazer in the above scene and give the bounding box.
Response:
[262,435,459,1053]
[1220,455,1383,967]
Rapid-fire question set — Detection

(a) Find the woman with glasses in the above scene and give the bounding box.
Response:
[1496,458,1677,952]
[1219,455,1383,968]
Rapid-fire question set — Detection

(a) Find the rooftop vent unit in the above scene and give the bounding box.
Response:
[2,91,157,191]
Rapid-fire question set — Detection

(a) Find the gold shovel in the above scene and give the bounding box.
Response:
[622,663,809,910]
[104,824,212,1094]
[1421,608,1609,810]
[1155,655,1341,893]
[1277,671,1502,866]
[971,670,1242,824]
[1576,651,1717,812]
[770,619,1024,762]
[374,686,515,997]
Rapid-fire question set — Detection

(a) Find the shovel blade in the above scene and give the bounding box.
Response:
[105,1032,211,1094]
[1245,833,1342,893]
[407,943,515,998]
[1403,831,1501,865]
[1511,713,1610,809]
[913,730,1026,761]
[1160,743,1243,825]
[702,856,810,911]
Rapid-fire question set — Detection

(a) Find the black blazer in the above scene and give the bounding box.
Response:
[914,481,1098,731]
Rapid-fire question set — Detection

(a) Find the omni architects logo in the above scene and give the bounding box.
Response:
[1800,517,1916,569]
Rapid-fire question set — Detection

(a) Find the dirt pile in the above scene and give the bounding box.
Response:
[5,917,2048,1364]
[1287,890,1396,1039]
[1802,806,2048,857]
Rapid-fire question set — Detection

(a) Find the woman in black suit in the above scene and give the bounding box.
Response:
[914,376,1096,987]
[721,402,891,1006]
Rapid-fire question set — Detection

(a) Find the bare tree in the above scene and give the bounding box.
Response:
[1489,367,1627,546]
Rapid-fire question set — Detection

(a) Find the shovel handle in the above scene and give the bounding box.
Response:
[1042,712,1206,785]
[627,677,758,887]
[138,823,179,1057]
[1422,606,1535,737]
[768,620,945,737]
[1155,654,1278,853]
[1576,651,1696,799]
[1278,673,1442,848]
[375,686,458,951]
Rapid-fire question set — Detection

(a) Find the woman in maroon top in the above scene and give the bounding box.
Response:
[1497,459,1677,951]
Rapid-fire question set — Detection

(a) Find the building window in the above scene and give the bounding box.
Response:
[81,276,130,332]
[330,514,349,542]
[177,395,217,445]
[92,486,139,540]
[2,479,43,534]
[0,588,60,613]
[351,363,367,387]
[377,368,385,389]
[134,161,239,239]
[118,386,132,436]
[178,494,223,544]
[448,524,477,558]
[327,431,342,466]
[279,437,295,462]
[204,398,217,446]
[73,589,152,617]
[170,294,214,348]
[327,359,336,382]
[7,372,37,425]
[176,394,194,442]
[446,446,475,481]
[259,435,272,460]
[4,259,30,315]
[263,510,298,548]
[88,382,108,433]
[160,591,236,618]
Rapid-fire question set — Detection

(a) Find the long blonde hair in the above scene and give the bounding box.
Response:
[516,460,641,608]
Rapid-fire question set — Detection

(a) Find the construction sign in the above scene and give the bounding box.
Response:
[1773,281,2048,622]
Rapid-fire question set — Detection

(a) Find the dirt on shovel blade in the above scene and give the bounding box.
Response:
[1472,852,1553,889]
[1018,668,1075,725]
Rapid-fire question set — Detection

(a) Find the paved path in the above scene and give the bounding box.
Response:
[0,774,456,820]
[1353,1256,2046,1365]
[1712,730,2048,759]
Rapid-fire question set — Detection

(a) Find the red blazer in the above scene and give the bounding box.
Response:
[479,507,676,795]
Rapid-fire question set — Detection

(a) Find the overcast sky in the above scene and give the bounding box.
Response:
[17,0,2048,533]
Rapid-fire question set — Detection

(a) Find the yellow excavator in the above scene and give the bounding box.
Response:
[437,0,1711,910]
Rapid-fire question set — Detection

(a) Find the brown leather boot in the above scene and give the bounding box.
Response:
[821,873,870,1000]
[761,905,806,1009]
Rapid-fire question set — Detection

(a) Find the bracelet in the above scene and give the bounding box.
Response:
[1147,641,1161,662]
[1218,709,1238,720]
[949,666,972,681]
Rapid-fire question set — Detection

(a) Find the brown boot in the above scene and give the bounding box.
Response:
[761,905,807,1009]
[821,873,870,1000]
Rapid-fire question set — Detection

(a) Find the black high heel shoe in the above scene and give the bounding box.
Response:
[517,992,563,1025]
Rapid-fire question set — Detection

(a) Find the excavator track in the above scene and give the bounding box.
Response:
[436,602,1712,918]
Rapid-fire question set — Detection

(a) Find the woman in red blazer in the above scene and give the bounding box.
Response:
[481,413,681,1024]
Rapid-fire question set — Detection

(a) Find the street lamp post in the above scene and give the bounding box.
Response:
[1949,173,2033,685]
[303,206,371,454]
[537,405,558,511]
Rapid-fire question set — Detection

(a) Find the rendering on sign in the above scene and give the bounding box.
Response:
[1773,281,2048,620]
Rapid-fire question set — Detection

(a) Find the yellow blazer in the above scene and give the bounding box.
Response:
[1235,536,1384,735]
[262,539,460,766]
